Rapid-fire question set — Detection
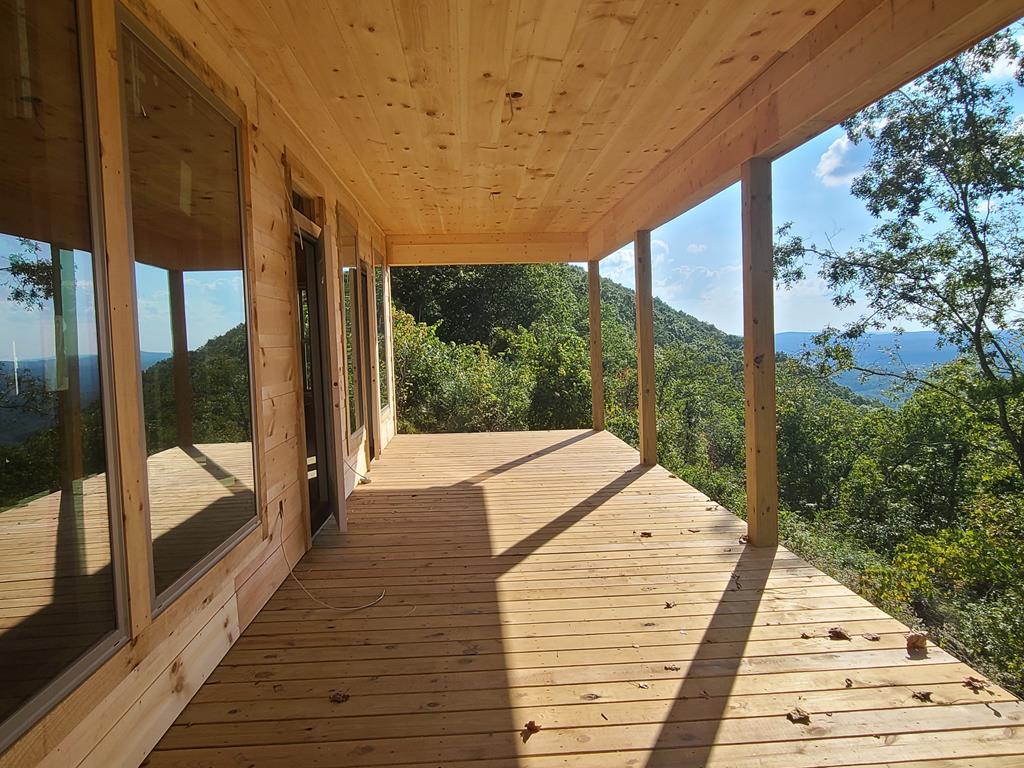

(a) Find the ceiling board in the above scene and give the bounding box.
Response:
[205,0,844,235]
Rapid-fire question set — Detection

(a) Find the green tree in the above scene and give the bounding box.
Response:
[776,30,1024,478]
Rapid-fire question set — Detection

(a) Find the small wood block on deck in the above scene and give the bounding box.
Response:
[145,430,1024,767]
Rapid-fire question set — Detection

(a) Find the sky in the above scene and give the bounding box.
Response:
[593,29,1024,335]
[0,232,245,360]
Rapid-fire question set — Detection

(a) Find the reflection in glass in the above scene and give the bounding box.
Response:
[342,266,364,434]
[121,26,256,596]
[0,0,120,734]
[374,267,390,408]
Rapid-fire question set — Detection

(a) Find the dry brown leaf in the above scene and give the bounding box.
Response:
[664,664,681,671]
[688,528,701,533]
[963,676,990,693]
[862,632,881,641]
[640,531,653,538]
[844,678,853,688]
[800,631,813,639]
[912,691,933,702]
[329,692,350,704]
[521,720,543,743]
[664,601,677,609]
[786,706,811,724]
[906,631,928,655]
[828,626,852,641]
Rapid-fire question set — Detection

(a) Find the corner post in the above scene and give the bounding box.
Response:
[634,230,657,465]
[741,157,778,547]
[587,261,605,431]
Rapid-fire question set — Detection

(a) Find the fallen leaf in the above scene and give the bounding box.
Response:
[688,528,701,533]
[786,707,811,724]
[664,601,677,609]
[601,713,608,721]
[906,631,928,655]
[636,682,650,689]
[581,693,601,701]
[828,626,852,641]
[521,720,542,743]
[862,632,881,641]
[739,534,750,544]
[844,678,853,688]
[800,631,814,639]
[329,692,350,704]
[640,531,653,538]
[963,676,990,693]
[642,622,656,627]
[912,691,933,702]
[664,664,681,671]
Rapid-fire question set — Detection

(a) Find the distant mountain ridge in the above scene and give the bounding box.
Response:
[775,331,960,400]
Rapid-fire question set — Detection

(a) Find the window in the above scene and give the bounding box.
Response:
[0,0,125,747]
[374,266,390,409]
[120,21,257,601]
[342,265,364,435]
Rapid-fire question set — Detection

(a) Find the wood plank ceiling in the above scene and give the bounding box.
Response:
[201,0,842,235]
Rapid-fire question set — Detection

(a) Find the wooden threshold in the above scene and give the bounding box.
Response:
[144,430,1024,767]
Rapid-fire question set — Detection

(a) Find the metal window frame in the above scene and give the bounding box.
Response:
[114,5,262,618]
[0,0,131,752]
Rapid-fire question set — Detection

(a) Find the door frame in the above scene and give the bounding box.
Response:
[284,152,347,537]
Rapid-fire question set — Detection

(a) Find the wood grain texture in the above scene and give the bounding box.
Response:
[741,158,778,548]
[145,430,1024,767]
[588,261,604,431]
[386,233,588,266]
[586,0,1024,259]
[634,231,656,466]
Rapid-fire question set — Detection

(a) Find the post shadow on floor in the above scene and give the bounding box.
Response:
[643,543,777,767]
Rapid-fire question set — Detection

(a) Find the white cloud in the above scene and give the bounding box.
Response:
[814,134,861,188]
[686,243,707,254]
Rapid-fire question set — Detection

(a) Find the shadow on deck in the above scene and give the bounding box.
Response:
[146,430,1023,767]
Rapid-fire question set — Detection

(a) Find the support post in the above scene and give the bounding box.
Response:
[634,230,656,465]
[587,261,605,431]
[168,269,194,447]
[741,158,778,547]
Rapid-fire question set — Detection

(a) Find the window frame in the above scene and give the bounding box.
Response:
[115,5,262,617]
[0,0,130,752]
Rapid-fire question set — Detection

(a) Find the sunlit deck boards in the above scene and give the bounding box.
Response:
[146,430,1024,767]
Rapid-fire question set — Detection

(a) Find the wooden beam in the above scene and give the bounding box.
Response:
[634,231,656,466]
[587,261,604,431]
[587,0,1024,260]
[387,233,588,266]
[90,0,154,635]
[741,158,778,548]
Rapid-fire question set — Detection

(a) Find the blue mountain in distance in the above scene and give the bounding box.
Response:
[775,331,963,401]
[0,352,171,445]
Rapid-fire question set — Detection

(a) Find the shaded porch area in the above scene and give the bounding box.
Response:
[146,430,1023,767]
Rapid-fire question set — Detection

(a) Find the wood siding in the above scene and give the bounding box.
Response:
[0,0,391,764]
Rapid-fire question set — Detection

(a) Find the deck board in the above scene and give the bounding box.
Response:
[145,430,1024,767]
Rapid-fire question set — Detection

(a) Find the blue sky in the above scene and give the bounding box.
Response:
[596,30,1024,335]
[0,233,244,360]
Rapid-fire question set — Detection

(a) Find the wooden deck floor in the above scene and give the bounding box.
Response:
[146,430,1024,767]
